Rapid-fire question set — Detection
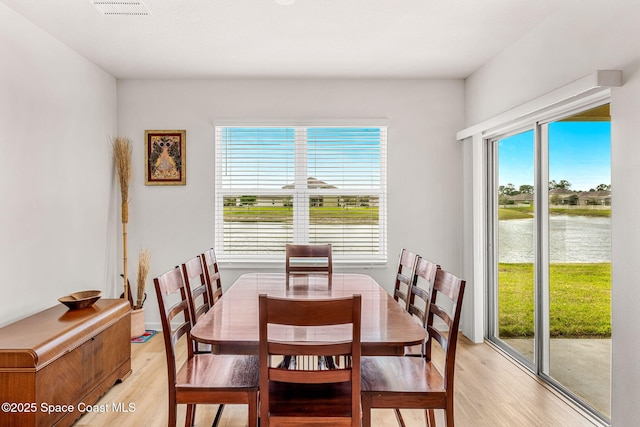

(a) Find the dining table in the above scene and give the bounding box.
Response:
[190,272,427,356]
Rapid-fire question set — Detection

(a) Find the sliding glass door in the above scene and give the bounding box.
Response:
[492,129,536,366]
[545,108,611,417]
[489,104,611,421]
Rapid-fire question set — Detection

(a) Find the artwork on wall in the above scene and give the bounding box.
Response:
[144,130,186,185]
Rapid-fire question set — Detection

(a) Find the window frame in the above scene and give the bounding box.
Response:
[214,120,388,265]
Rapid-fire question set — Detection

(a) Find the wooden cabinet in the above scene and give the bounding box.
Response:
[0,299,131,427]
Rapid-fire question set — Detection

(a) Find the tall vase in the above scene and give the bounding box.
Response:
[131,307,145,338]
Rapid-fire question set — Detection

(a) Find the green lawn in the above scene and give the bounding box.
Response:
[223,206,293,222]
[498,207,533,220]
[498,262,611,338]
[549,207,611,217]
[498,206,610,220]
[224,205,379,224]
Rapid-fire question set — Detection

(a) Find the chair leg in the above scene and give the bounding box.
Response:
[185,404,195,427]
[427,409,436,427]
[168,403,177,427]
[394,408,407,427]
[248,392,259,427]
[212,404,224,427]
[361,394,372,427]
[325,355,337,369]
[278,355,292,368]
[168,391,177,427]
[445,406,454,427]
[260,391,269,427]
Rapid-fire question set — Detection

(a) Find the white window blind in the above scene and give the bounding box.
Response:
[215,124,387,262]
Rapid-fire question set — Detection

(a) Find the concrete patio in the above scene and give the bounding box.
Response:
[503,338,611,417]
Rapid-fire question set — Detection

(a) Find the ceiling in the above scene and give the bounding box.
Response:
[1,0,564,79]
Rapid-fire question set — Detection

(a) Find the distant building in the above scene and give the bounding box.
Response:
[549,188,578,205]
[227,177,379,208]
[507,193,534,204]
[282,177,338,207]
[507,188,611,206]
[578,190,611,206]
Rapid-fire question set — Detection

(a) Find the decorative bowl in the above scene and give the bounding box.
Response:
[58,290,102,310]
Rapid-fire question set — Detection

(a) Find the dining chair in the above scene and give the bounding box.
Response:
[393,248,419,310]
[181,256,213,325]
[154,266,259,427]
[259,294,361,427]
[201,248,223,305]
[361,268,466,427]
[405,257,440,356]
[284,243,335,369]
[181,256,214,354]
[285,243,333,276]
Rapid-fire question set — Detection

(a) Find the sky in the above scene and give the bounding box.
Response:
[498,121,611,192]
[219,127,382,190]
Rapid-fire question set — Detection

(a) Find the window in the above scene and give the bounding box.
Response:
[214,124,387,262]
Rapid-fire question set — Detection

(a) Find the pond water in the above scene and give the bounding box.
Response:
[499,215,611,263]
[222,223,380,254]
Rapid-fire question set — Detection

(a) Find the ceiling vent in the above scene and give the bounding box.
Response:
[89,1,151,16]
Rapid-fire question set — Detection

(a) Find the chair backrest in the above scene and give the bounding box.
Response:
[259,294,361,425]
[393,248,419,310]
[201,248,223,304]
[407,257,440,329]
[285,243,333,275]
[425,268,466,391]
[181,256,213,326]
[154,266,193,390]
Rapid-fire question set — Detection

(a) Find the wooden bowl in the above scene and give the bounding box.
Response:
[58,290,102,310]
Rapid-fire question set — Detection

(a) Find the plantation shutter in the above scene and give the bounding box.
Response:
[215,124,387,262]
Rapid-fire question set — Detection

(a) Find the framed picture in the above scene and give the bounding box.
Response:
[145,130,186,185]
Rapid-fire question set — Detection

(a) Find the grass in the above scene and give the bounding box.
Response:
[498,262,611,338]
[549,207,611,217]
[498,205,610,220]
[224,205,379,224]
[223,206,292,222]
[499,206,533,220]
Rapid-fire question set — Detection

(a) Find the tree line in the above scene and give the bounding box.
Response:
[498,180,611,196]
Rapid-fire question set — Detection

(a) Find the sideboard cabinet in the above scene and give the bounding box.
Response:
[0,299,131,427]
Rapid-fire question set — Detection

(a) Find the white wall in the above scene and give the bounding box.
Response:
[463,0,640,424]
[116,78,465,329]
[0,3,118,326]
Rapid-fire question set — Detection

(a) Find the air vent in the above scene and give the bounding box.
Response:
[89,1,151,16]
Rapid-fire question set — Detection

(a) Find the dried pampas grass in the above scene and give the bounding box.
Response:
[113,137,132,219]
[113,136,133,305]
[135,248,151,310]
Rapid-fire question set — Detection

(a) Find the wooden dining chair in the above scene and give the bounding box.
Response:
[285,243,333,276]
[405,257,440,356]
[393,248,419,310]
[181,256,214,354]
[154,266,259,427]
[181,256,213,326]
[361,268,466,427]
[284,243,335,369]
[259,294,361,427]
[201,248,223,305]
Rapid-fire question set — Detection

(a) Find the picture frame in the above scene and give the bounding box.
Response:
[144,130,186,186]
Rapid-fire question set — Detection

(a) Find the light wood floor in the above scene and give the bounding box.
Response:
[74,333,602,427]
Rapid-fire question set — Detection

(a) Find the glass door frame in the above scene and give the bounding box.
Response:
[486,125,538,373]
[486,99,611,425]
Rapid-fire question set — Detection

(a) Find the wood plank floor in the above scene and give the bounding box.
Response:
[74,333,602,427]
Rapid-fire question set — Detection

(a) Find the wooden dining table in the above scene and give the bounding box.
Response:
[190,272,427,356]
